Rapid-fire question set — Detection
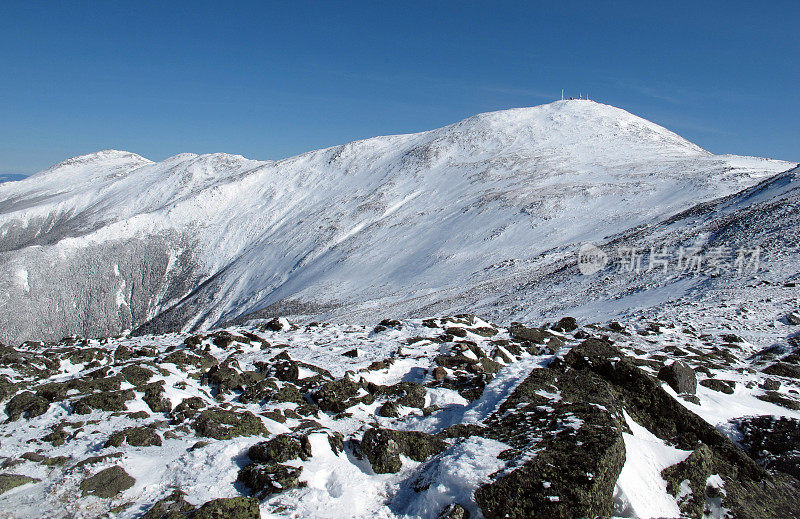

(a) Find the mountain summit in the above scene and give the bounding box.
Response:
[0,100,793,344]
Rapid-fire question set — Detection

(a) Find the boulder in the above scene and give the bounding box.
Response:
[191,408,268,440]
[551,317,578,333]
[248,434,311,463]
[105,426,162,448]
[658,361,697,394]
[192,497,261,519]
[699,378,735,394]
[79,466,135,498]
[237,462,302,498]
[0,474,39,495]
[360,428,448,474]
[5,391,49,421]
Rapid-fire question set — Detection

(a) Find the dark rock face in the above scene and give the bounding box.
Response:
[73,389,136,414]
[508,323,551,344]
[551,316,578,333]
[313,378,369,413]
[661,445,714,517]
[762,362,800,379]
[734,415,800,479]
[657,360,697,394]
[79,465,136,498]
[142,490,195,518]
[475,344,627,518]
[360,428,448,474]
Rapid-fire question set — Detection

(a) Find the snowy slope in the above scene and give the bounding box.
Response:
[0,100,793,344]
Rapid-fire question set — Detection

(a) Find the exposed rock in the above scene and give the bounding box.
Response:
[237,462,303,498]
[360,428,448,473]
[120,364,154,386]
[79,465,135,498]
[5,391,49,421]
[192,496,261,519]
[763,362,800,379]
[105,426,163,447]
[657,360,697,394]
[0,473,39,495]
[191,408,268,440]
[551,316,578,333]
[73,389,136,414]
[699,378,735,394]
[313,378,370,413]
[143,382,173,414]
[141,490,194,518]
[787,312,800,325]
[377,401,400,418]
[437,503,470,519]
[248,434,311,463]
[734,415,800,479]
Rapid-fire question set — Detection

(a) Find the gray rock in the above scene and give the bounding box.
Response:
[658,361,697,394]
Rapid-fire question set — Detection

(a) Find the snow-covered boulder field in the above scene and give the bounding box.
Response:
[0,313,798,518]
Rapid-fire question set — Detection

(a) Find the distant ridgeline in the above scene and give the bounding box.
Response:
[0,174,27,184]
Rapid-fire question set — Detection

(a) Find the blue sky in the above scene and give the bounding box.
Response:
[1,1,797,175]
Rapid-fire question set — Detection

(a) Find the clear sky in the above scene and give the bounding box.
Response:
[1,1,797,175]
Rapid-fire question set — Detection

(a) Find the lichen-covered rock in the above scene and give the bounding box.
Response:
[699,378,735,394]
[762,362,800,379]
[661,444,714,517]
[248,434,311,463]
[170,397,207,423]
[5,391,50,421]
[370,381,427,408]
[360,428,448,474]
[105,426,162,448]
[237,462,303,498]
[508,322,553,344]
[141,490,194,518]
[0,473,39,495]
[192,496,261,519]
[657,360,697,394]
[377,401,400,417]
[313,378,367,413]
[73,389,136,414]
[79,465,135,498]
[143,382,173,414]
[551,316,578,333]
[191,408,268,440]
[437,503,470,519]
[120,364,154,386]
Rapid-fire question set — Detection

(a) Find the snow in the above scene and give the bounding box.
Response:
[615,411,691,519]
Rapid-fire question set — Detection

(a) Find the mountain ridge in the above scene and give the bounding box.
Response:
[0,100,794,344]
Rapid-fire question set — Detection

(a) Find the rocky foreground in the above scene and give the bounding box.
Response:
[0,314,799,518]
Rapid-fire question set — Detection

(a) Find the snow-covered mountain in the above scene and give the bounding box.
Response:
[0,100,793,344]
